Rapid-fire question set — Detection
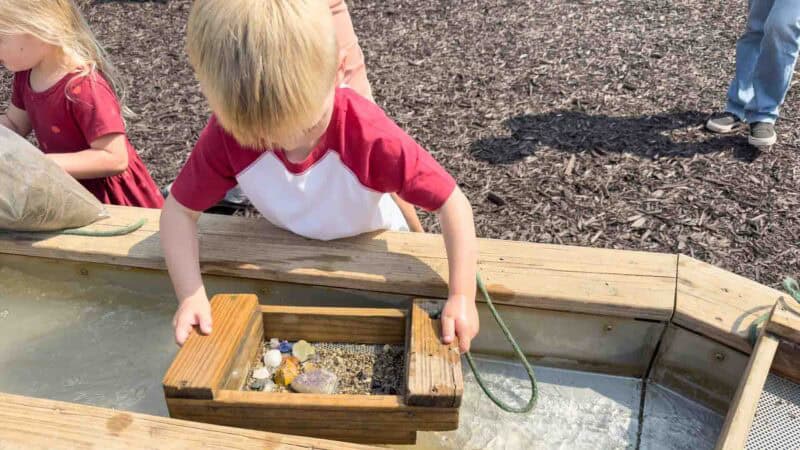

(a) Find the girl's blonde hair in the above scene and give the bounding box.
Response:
[187,0,338,148]
[0,0,130,116]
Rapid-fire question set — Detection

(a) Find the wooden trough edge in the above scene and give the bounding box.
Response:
[714,300,800,450]
[673,255,799,382]
[0,205,796,378]
[0,391,379,449]
[0,205,676,321]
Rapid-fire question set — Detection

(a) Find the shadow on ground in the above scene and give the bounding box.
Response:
[470,110,760,164]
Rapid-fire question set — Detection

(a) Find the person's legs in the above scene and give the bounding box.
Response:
[330,0,373,100]
[725,0,775,119]
[744,0,800,124]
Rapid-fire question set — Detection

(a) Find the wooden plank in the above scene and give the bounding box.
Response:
[674,255,784,353]
[770,340,800,384]
[674,255,800,383]
[163,294,259,399]
[221,308,264,391]
[0,392,378,449]
[765,297,800,343]
[80,206,679,278]
[715,332,780,450]
[405,300,463,407]
[167,391,458,444]
[766,298,800,385]
[171,390,460,429]
[0,205,676,321]
[261,305,406,344]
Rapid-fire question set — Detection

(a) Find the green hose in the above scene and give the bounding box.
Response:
[464,273,538,413]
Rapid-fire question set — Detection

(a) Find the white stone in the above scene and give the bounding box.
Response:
[264,349,283,368]
[268,338,280,350]
[252,366,271,380]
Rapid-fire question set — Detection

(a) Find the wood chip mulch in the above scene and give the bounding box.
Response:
[2,0,796,288]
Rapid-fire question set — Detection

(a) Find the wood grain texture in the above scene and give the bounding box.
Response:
[767,298,800,384]
[674,255,800,383]
[674,255,785,353]
[0,205,676,320]
[163,294,258,399]
[221,309,264,391]
[715,332,780,450]
[261,305,406,344]
[405,300,463,407]
[765,297,800,343]
[167,391,459,444]
[0,392,378,449]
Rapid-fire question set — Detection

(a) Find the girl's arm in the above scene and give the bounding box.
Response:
[160,195,213,345]
[437,187,479,353]
[47,133,129,179]
[0,104,32,137]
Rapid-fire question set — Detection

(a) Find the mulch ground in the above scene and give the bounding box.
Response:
[3,0,798,288]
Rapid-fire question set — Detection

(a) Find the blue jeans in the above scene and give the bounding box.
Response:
[726,0,800,124]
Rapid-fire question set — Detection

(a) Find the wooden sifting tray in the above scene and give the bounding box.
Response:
[163,294,463,444]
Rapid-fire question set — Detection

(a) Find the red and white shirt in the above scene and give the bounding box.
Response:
[171,88,456,240]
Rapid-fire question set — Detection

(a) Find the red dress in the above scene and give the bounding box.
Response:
[11,70,163,208]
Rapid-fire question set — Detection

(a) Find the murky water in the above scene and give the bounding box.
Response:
[398,356,641,450]
[0,266,722,448]
[639,384,722,450]
[0,266,177,415]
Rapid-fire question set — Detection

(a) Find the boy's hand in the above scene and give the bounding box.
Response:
[173,294,213,346]
[441,294,479,353]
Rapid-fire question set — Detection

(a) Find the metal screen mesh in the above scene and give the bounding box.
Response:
[745,373,800,449]
[313,342,386,355]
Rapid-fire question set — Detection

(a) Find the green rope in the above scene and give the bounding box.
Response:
[0,218,147,237]
[748,277,800,345]
[60,218,147,237]
[464,273,538,413]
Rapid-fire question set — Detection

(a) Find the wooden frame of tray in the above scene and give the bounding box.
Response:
[162,294,462,444]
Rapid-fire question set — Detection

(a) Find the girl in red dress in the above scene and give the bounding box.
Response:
[0,0,163,208]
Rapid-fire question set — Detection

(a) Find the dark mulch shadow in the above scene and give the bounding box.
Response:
[89,0,167,4]
[470,110,760,164]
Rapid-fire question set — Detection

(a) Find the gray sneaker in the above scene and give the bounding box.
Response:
[223,185,250,206]
[706,112,743,133]
[748,122,777,147]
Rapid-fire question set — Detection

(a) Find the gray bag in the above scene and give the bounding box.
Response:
[0,124,107,231]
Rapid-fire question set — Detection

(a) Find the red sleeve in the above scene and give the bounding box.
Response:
[67,74,126,143]
[170,116,238,211]
[394,137,457,211]
[342,105,456,211]
[10,71,27,110]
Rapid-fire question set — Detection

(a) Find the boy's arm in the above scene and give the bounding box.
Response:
[160,195,213,345]
[46,133,129,179]
[437,187,479,353]
[1,104,32,137]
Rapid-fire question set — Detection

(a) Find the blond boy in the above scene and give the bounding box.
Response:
[161,0,479,352]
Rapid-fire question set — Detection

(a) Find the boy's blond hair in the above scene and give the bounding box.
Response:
[0,0,131,116]
[187,0,339,148]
